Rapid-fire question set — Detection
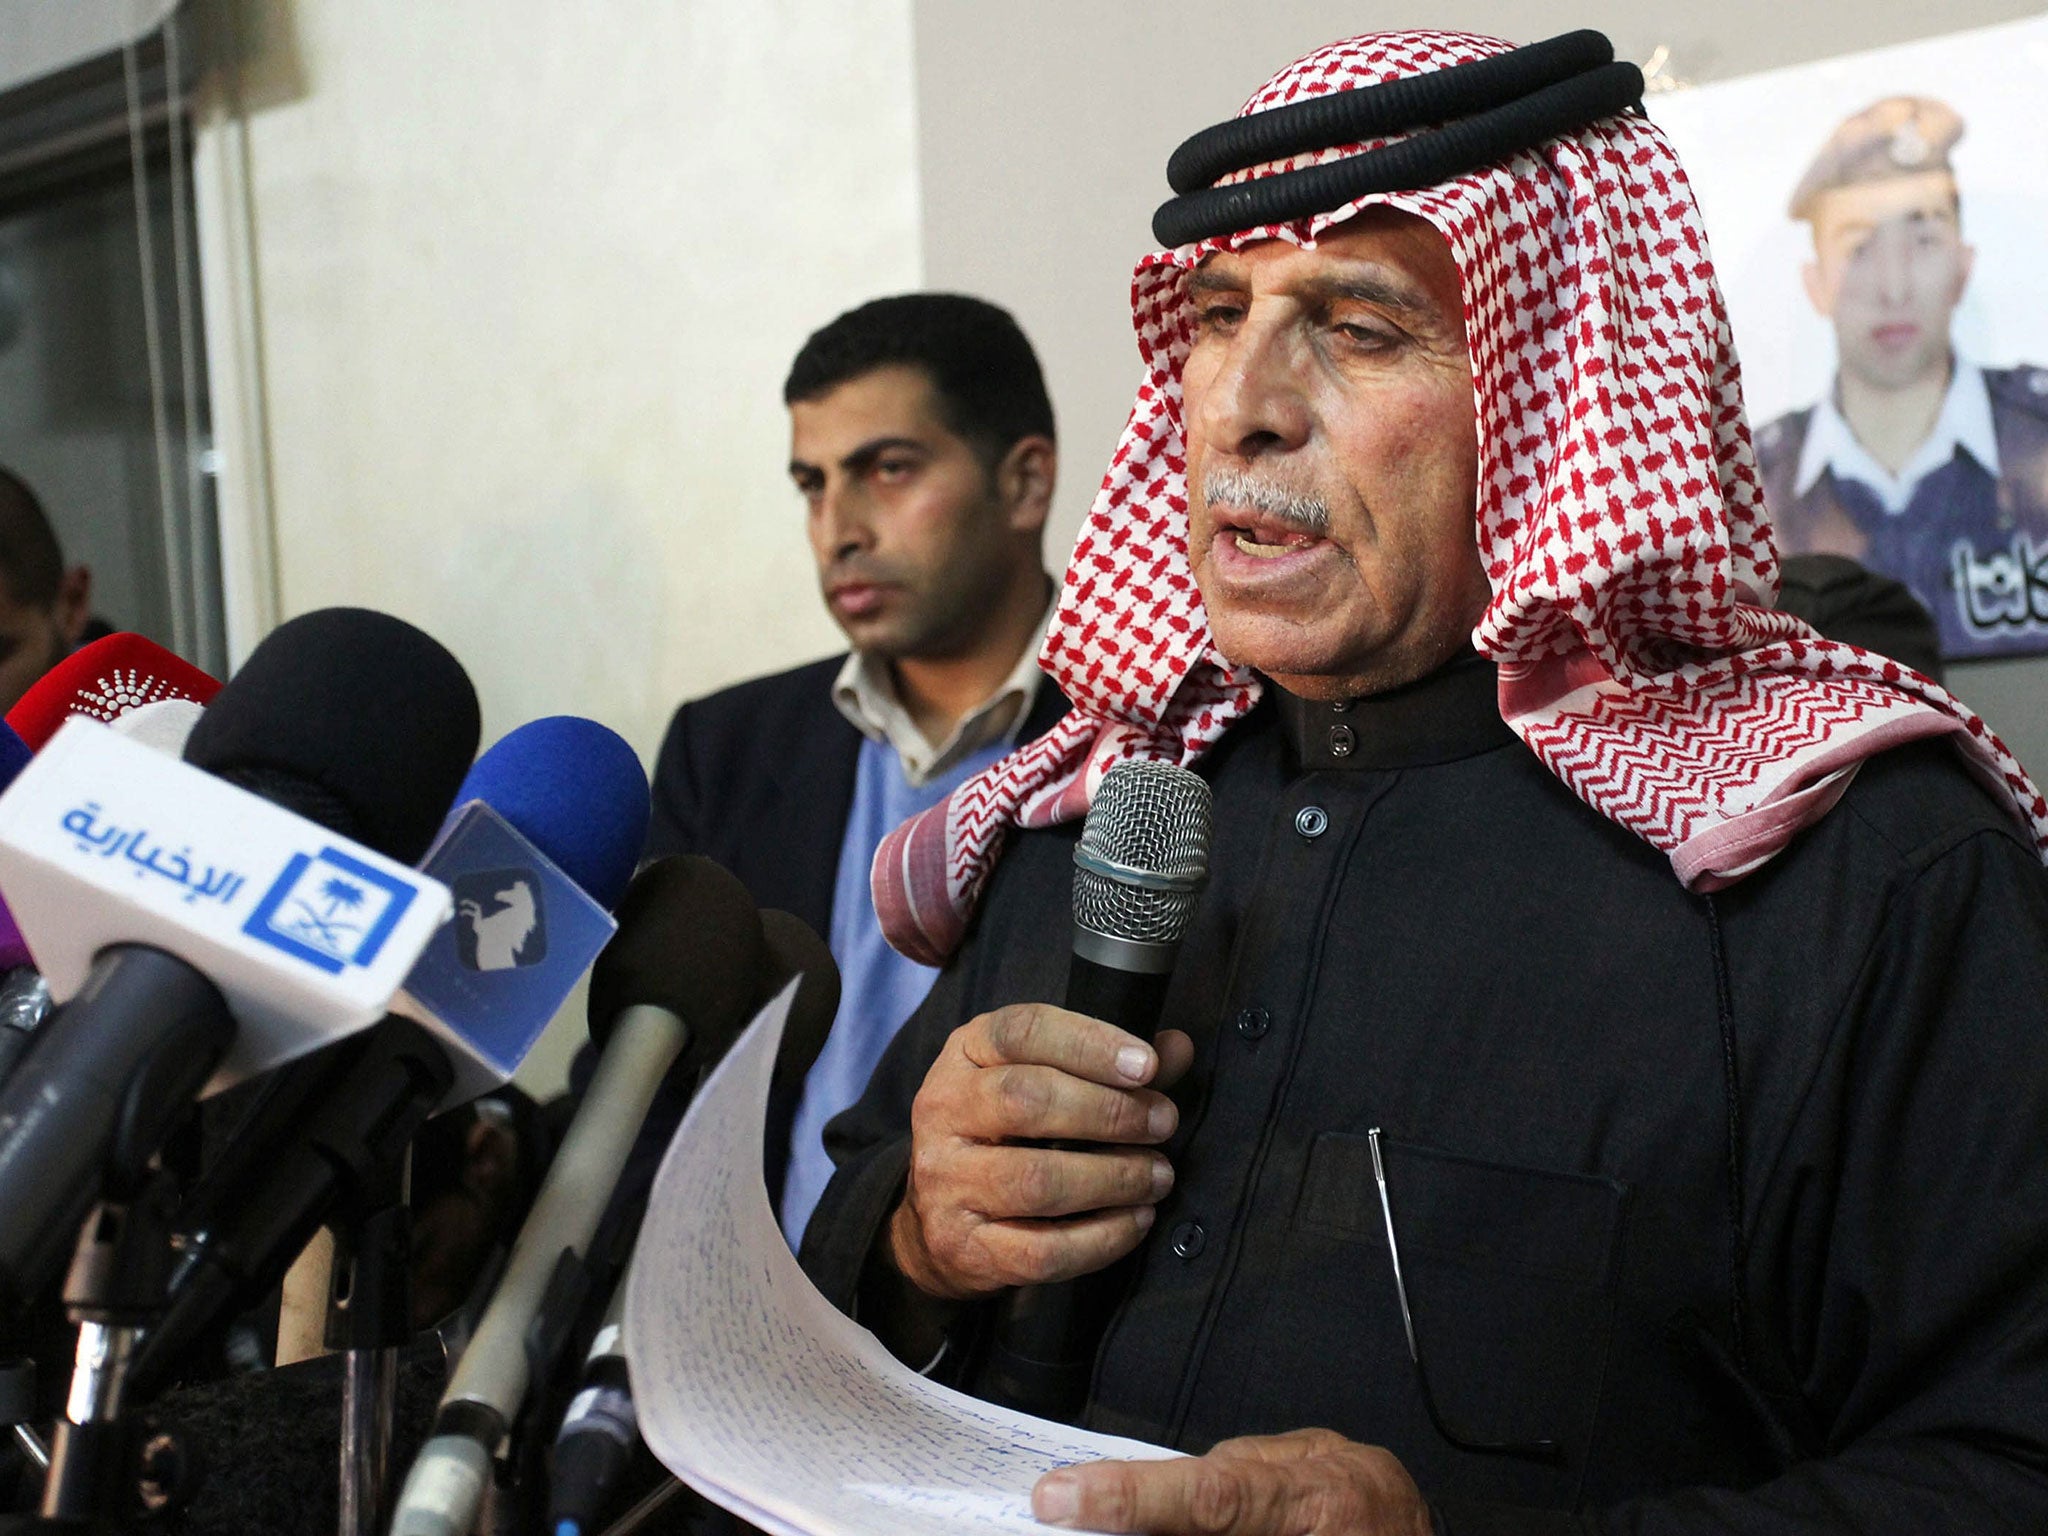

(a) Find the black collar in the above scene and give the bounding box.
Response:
[1276,651,1517,772]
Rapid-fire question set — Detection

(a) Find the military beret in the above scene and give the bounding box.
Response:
[1788,96,1964,220]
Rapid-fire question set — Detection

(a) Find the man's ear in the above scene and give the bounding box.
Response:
[1954,241,1976,305]
[53,564,91,646]
[998,435,1056,537]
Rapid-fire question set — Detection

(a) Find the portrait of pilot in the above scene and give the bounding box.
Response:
[1754,95,2048,661]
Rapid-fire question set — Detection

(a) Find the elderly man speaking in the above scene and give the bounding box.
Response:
[799,29,2048,1535]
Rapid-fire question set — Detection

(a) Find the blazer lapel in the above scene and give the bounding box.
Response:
[773,690,861,943]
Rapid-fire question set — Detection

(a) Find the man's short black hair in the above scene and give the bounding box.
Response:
[784,293,1055,462]
[0,468,63,609]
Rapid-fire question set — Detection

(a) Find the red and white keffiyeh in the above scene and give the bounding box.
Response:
[874,29,2048,966]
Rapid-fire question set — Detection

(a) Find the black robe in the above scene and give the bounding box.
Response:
[800,653,2048,1534]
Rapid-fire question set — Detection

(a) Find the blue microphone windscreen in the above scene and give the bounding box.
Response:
[0,722,29,790]
[457,716,649,911]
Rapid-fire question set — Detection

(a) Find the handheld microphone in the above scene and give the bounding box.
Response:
[0,699,213,1089]
[0,639,218,973]
[0,609,479,1321]
[544,909,842,1536]
[988,758,1212,1419]
[107,696,209,757]
[543,1286,635,1536]
[131,717,651,1393]
[1063,759,1213,1034]
[392,856,765,1536]
[1,704,207,1097]
[4,631,221,752]
[394,716,649,1107]
[441,715,649,916]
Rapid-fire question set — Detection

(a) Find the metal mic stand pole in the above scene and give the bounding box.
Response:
[327,1144,412,1536]
[38,1170,180,1529]
[6,953,234,1532]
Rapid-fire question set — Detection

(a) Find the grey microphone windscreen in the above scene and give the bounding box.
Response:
[1071,759,1213,946]
[108,695,206,756]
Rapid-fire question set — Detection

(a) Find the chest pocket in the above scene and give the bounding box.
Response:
[1257,1132,1629,1509]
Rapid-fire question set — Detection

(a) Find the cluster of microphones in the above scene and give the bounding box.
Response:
[0,610,841,1536]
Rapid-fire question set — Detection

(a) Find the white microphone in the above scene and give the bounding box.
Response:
[0,719,452,1087]
[389,855,766,1536]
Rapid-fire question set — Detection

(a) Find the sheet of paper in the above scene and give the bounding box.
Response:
[625,983,1180,1536]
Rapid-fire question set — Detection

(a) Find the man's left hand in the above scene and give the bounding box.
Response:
[1030,1430,1433,1535]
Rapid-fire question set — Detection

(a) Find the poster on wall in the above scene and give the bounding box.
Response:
[1651,15,2048,662]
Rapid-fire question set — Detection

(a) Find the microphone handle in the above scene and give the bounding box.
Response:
[0,1017,33,1093]
[984,945,1175,1420]
[548,1282,635,1536]
[0,945,234,1320]
[1063,954,1170,1045]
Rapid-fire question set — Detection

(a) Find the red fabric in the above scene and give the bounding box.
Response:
[6,633,222,751]
[873,29,2048,965]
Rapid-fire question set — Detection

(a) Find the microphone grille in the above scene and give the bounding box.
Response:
[1072,759,1213,946]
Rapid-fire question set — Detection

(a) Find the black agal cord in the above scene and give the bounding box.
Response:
[1153,31,1644,247]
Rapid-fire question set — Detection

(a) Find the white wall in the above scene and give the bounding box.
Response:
[913,0,2048,773]
[190,0,923,1093]
[196,0,923,760]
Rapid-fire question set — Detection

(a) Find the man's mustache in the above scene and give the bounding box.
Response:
[824,558,900,586]
[1200,470,1330,535]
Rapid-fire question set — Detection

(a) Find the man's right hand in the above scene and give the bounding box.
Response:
[888,1002,1193,1301]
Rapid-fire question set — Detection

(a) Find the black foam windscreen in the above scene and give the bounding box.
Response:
[141,1337,448,1534]
[756,909,841,1091]
[183,608,482,863]
[586,855,764,1067]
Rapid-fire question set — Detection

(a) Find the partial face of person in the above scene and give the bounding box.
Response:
[790,365,1038,660]
[0,577,67,714]
[1180,210,1489,700]
[1802,173,1973,392]
[409,1110,522,1328]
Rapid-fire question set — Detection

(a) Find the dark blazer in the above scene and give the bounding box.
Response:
[646,656,856,939]
[642,652,1069,1210]
[646,652,1070,939]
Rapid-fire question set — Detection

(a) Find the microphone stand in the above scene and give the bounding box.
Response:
[39,1169,180,1528]
[31,952,235,1531]
[326,1144,413,1536]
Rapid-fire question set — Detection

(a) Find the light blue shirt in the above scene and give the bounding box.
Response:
[778,733,1013,1247]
